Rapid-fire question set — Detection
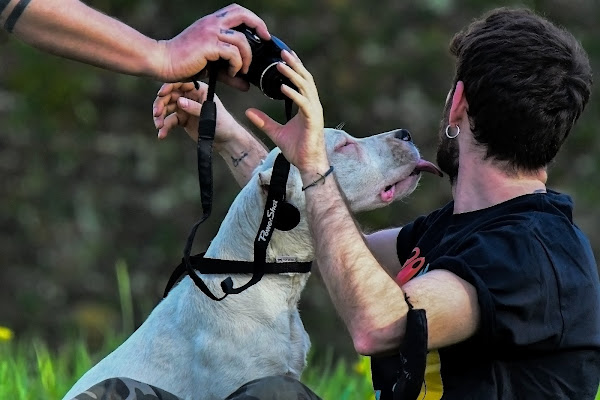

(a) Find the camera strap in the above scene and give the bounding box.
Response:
[177,67,299,301]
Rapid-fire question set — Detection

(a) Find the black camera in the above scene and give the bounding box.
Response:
[233,24,297,100]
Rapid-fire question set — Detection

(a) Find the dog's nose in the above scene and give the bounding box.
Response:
[394,129,412,142]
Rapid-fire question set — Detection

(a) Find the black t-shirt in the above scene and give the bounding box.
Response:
[381,191,600,399]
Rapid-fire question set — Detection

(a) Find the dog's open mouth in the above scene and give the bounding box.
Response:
[381,159,443,202]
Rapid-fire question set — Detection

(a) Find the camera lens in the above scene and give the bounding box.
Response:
[260,62,295,100]
[233,25,298,100]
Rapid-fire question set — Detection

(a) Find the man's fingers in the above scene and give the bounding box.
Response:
[281,84,308,111]
[177,81,201,94]
[215,40,243,77]
[277,62,306,94]
[218,5,271,40]
[158,113,183,140]
[281,50,315,89]
[157,83,173,97]
[245,108,281,139]
[177,97,203,117]
[217,29,253,74]
[157,82,186,97]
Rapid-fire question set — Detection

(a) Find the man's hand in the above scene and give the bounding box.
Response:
[245,50,328,173]
[152,81,240,147]
[157,4,270,88]
[153,81,269,187]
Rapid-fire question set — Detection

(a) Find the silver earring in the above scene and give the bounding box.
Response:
[445,124,460,139]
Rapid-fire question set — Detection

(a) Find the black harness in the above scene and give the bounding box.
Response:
[163,66,307,301]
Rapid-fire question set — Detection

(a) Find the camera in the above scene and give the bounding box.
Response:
[233,24,297,100]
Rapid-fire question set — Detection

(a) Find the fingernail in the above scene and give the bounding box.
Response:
[179,98,189,108]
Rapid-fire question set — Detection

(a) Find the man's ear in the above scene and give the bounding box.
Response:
[449,81,469,126]
[258,168,273,195]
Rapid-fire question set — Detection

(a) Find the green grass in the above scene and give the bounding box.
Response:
[0,261,373,399]
[0,336,374,399]
[1,336,599,399]
[2,262,597,400]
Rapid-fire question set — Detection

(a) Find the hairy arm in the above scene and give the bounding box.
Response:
[301,176,409,354]
[1,1,270,83]
[245,50,480,355]
[1,0,162,78]
[302,175,480,354]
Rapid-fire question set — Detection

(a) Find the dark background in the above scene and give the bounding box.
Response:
[1,0,598,361]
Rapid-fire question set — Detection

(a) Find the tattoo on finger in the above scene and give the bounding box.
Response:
[220,29,235,35]
[216,11,228,18]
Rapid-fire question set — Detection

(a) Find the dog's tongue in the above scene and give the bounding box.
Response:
[415,159,443,177]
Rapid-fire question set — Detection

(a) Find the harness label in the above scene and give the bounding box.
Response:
[276,256,298,263]
[258,200,278,242]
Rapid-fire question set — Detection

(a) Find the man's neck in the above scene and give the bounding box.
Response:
[452,154,547,214]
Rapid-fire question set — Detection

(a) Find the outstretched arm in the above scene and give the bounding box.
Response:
[0,1,269,85]
[152,82,268,187]
[246,51,480,355]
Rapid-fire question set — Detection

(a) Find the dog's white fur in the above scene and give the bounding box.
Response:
[63,128,426,400]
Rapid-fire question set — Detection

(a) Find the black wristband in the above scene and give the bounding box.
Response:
[0,0,11,15]
[301,166,334,191]
[4,0,32,33]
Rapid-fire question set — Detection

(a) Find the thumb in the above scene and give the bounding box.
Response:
[245,108,282,140]
[178,97,203,117]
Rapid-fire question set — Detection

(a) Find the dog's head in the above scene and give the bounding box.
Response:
[255,128,441,214]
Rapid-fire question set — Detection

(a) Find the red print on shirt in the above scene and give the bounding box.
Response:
[396,247,428,285]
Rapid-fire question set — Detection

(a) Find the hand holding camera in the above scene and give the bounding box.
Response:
[231,24,298,100]
[191,24,298,100]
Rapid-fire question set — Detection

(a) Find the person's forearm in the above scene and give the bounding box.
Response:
[301,170,409,354]
[214,121,269,187]
[1,0,163,78]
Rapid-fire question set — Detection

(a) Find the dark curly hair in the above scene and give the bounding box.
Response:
[449,8,592,171]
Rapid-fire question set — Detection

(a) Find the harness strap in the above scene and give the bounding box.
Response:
[181,65,223,301]
[179,67,299,301]
[163,252,312,298]
[221,152,291,295]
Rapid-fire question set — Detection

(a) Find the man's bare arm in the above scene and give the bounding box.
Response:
[245,50,480,355]
[302,175,479,354]
[1,0,162,78]
[1,1,270,84]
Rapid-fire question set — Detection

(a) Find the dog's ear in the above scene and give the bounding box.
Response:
[257,168,273,196]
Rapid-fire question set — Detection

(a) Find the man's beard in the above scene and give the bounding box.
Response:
[436,102,459,185]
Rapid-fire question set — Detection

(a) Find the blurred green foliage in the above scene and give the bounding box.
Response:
[1,0,599,362]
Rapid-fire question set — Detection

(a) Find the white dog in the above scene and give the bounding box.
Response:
[63,127,441,400]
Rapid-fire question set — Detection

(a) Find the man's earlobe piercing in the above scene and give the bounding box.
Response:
[445,124,460,139]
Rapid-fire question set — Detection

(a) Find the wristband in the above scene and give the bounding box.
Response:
[301,166,334,191]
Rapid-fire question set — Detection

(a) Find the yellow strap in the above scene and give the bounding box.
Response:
[419,351,443,399]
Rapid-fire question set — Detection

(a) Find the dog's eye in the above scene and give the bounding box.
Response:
[335,141,356,152]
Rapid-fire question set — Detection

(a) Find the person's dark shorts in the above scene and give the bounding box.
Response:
[70,376,322,400]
